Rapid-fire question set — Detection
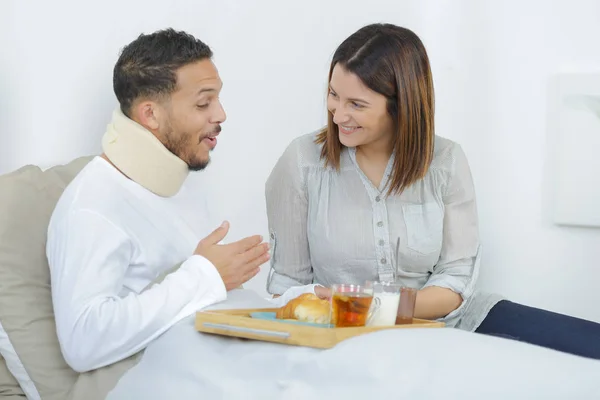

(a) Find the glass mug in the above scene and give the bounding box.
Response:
[330,284,381,327]
[364,281,402,327]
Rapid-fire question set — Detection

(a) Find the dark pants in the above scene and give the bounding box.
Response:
[475,300,600,360]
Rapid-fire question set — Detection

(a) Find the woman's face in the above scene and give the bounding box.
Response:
[327,64,394,151]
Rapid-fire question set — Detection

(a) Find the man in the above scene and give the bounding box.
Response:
[46,28,270,373]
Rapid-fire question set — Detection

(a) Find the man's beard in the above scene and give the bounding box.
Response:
[160,115,220,171]
[186,150,212,172]
[162,131,210,171]
[188,157,210,172]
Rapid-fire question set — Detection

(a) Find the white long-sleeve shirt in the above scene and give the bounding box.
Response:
[46,157,227,373]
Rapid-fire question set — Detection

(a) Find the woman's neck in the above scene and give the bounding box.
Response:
[356,138,393,164]
[354,139,394,189]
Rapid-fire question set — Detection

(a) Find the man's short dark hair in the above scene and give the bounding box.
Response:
[113,28,213,116]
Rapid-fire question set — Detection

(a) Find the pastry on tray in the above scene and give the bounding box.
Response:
[275,293,330,324]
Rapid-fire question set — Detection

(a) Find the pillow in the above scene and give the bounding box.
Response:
[0,354,25,397]
[0,157,93,400]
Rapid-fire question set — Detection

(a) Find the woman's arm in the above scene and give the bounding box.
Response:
[265,138,314,295]
[415,143,481,320]
[414,286,463,320]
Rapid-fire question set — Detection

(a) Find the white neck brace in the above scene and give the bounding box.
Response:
[101,109,189,197]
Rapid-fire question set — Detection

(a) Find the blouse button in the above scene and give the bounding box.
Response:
[377,221,384,227]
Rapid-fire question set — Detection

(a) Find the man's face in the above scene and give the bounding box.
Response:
[156,59,226,171]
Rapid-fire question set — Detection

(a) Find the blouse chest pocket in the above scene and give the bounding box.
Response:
[402,202,444,256]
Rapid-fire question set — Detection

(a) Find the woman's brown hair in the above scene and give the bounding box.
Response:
[315,23,435,196]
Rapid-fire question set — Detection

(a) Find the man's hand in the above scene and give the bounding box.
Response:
[195,221,270,291]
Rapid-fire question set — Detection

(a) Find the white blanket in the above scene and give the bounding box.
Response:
[107,290,600,399]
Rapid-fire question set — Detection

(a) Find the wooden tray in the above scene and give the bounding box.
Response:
[195,307,444,349]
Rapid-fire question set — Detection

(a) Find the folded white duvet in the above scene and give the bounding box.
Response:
[263,284,323,308]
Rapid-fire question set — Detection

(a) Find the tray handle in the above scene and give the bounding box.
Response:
[202,322,291,339]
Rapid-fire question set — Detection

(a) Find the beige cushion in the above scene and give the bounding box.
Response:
[0,157,92,399]
[0,354,25,398]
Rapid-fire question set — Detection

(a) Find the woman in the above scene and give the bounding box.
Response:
[265,23,600,359]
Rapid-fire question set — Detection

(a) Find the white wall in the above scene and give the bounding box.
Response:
[460,0,600,323]
[2,0,599,323]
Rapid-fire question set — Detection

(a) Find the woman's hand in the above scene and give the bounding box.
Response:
[314,285,332,300]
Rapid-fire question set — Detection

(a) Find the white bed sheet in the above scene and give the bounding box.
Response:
[107,289,600,400]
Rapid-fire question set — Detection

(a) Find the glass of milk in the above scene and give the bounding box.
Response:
[364,281,401,327]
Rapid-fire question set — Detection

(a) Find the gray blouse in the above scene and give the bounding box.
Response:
[265,131,504,331]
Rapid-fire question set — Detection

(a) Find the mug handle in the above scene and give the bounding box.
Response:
[366,297,381,326]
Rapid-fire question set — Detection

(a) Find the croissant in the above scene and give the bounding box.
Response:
[275,293,331,324]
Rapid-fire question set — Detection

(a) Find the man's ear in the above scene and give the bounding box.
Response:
[131,101,161,132]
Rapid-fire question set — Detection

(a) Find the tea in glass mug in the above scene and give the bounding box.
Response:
[330,284,375,327]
